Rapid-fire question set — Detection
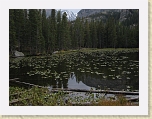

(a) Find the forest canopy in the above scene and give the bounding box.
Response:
[9,9,139,55]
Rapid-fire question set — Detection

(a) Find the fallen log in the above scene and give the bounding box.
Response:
[70,102,94,106]
[9,78,20,81]
[51,88,139,95]
[12,80,44,88]
[126,97,139,102]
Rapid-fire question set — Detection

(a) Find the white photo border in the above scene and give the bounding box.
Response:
[0,0,148,115]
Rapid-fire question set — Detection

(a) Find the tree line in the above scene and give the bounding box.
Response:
[9,9,139,55]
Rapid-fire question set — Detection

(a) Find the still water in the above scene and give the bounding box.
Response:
[9,51,139,92]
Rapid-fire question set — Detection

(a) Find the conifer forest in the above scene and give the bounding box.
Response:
[9,9,139,55]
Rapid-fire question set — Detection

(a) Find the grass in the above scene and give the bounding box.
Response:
[51,48,139,56]
[9,86,139,106]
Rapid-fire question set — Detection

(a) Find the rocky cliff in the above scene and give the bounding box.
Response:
[77,9,138,22]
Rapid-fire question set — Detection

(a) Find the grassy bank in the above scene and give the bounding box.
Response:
[52,48,139,55]
[9,86,138,106]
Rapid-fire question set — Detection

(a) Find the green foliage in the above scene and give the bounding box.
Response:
[9,9,139,56]
[9,9,16,52]
[49,9,57,52]
[9,86,138,106]
[84,20,91,48]
[57,10,62,50]
[61,12,71,50]
[9,86,67,106]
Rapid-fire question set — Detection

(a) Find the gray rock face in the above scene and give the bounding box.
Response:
[77,9,111,18]
[77,9,123,18]
[14,51,24,57]
[119,9,130,22]
[77,9,138,22]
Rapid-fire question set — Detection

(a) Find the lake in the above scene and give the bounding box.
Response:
[9,49,139,92]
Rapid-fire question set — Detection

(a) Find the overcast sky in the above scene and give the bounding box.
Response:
[60,9,81,14]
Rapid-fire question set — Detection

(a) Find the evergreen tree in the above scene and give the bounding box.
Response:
[37,9,45,53]
[84,20,91,48]
[61,12,71,50]
[57,10,62,50]
[79,18,85,48]
[9,9,139,55]
[28,9,38,54]
[22,9,30,53]
[92,21,98,48]
[42,9,48,53]
[9,9,16,54]
[111,23,117,48]
[70,23,75,49]
[90,20,98,48]
[105,17,117,48]
[115,22,122,48]
[135,24,139,47]
[14,9,24,51]
[50,9,57,51]
[73,17,80,49]
[97,20,104,48]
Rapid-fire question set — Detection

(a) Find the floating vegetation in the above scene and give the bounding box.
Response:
[10,48,139,104]
[103,76,107,79]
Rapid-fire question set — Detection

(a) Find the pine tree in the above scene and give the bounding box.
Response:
[73,17,85,49]
[135,24,139,47]
[84,20,91,48]
[9,9,139,55]
[90,20,97,48]
[70,22,75,49]
[28,9,38,54]
[14,9,25,51]
[37,9,45,54]
[42,9,48,53]
[22,9,30,53]
[9,9,16,54]
[79,18,85,48]
[111,23,117,48]
[57,10,62,50]
[94,21,98,48]
[97,20,104,48]
[73,17,79,49]
[61,12,71,50]
[105,17,117,48]
[50,9,57,52]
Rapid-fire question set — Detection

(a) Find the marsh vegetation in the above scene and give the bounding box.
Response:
[9,48,139,106]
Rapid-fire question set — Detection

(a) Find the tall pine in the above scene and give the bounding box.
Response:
[50,9,57,52]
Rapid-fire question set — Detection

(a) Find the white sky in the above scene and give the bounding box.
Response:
[60,9,81,14]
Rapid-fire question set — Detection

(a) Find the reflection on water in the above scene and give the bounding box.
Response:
[9,51,139,91]
[68,73,92,90]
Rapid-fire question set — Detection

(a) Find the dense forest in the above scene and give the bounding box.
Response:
[9,9,139,55]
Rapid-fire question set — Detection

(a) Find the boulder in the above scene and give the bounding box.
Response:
[52,51,59,54]
[14,50,24,57]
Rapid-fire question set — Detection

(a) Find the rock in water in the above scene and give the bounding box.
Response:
[14,50,24,57]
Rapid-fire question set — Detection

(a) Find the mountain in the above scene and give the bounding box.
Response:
[45,9,77,21]
[46,9,52,17]
[77,9,139,24]
[60,10,77,21]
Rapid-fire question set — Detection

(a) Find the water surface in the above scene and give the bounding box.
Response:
[9,51,139,91]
